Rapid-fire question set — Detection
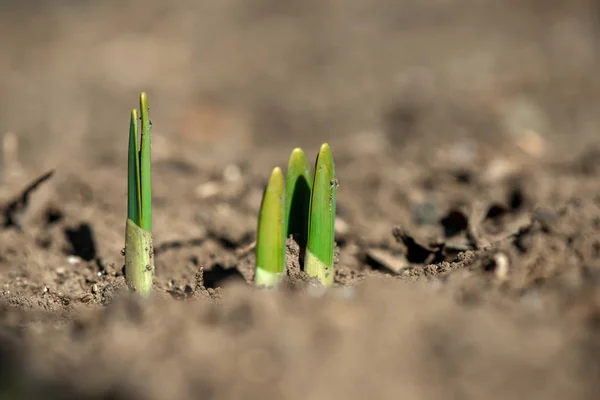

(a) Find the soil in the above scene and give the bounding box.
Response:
[2,0,600,399]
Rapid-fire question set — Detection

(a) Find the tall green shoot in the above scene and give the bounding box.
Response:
[125,92,154,296]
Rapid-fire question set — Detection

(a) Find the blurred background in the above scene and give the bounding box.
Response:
[0,0,599,172]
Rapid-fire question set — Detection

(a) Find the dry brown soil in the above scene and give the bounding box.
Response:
[1,1,600,399]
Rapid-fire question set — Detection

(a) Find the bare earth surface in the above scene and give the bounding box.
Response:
[1,1,600,399]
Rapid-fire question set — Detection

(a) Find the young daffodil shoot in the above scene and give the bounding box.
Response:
[285,148,312,250]
[304,143,336,287]
[255,167,286,287]
[124,92,154,296]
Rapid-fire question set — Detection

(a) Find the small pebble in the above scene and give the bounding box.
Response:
[493,253,510,281]
[223,164,242,182]
[195,181,221,199]
[66,256,81,265]
[483,158,517,182]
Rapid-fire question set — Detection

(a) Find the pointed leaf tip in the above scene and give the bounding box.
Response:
[290,147,305,158]
[140,92,148,105]
[267,167,285,197]
[270,166,284,185]
[317,143,333,166]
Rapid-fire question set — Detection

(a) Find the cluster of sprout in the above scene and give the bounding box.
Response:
[255,145,337,288]
[124,93,336,296]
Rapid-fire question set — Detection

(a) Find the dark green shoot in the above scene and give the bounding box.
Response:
[285,148,312,249]
[127,109,141,225]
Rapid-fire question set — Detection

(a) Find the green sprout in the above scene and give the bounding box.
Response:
[255,167,286,287]
[304,143,336,286]
[255,143,336,288]
[285,148,312,249]
[124,92,154,296]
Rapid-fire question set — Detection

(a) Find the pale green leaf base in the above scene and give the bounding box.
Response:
[255,267,284,288]
[304,250,334,287]
[125,218,154,296]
